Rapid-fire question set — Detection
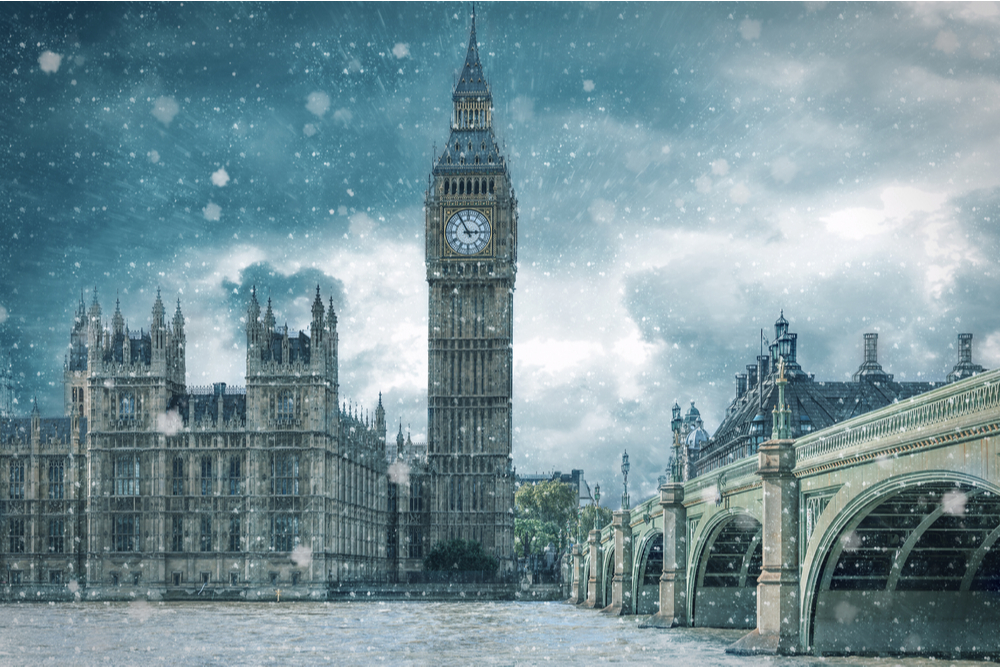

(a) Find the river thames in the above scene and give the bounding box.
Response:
[0,600,987,666]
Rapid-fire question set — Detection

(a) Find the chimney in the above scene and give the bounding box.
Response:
[736,373,748,399]
[864,333,878,364]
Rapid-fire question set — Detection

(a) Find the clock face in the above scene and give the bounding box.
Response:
[445,209,492,255]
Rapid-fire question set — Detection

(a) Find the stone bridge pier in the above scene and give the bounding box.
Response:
[602,509,632,615]
[728,437,799,655]
[582,529,603,608]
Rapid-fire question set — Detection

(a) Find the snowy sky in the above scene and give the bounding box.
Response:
[3,2,1000,501]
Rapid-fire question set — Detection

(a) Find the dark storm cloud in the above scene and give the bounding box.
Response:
[220,261,348,327]
[3,3,1000,498]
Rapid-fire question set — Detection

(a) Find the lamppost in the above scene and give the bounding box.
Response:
[621,451,631,510]
[593,483,601,531]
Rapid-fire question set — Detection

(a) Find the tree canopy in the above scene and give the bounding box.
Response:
[514,479,579,557]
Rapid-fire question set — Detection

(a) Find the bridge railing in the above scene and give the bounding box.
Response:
[685,455,760,505]
[795,369,1000,465]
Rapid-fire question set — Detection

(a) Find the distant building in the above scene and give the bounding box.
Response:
[687,312,988,476]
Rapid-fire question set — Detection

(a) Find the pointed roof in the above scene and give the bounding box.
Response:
[454,9,489,97]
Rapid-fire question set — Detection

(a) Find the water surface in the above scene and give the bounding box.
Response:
[0,601,986,666]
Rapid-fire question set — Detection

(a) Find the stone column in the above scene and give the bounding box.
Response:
[728,439,799,655]
[602,509,632,615]
[644,483,687,627]
[568,544,582,604]
[582,529,602,608]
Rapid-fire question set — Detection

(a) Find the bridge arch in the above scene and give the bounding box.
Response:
[688,509,761,628]
[632,530,663,614]
[803,470,1000,655]
[601,544,616,609]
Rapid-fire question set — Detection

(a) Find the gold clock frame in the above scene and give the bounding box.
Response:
[442,206,494,258]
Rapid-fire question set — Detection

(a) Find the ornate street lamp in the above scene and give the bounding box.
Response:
[593,483,601,530]
[621,451,631,510]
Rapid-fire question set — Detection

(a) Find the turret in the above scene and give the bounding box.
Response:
[171,298,186,387]
[112,297,125,337]
[263,298,275,362]
[310,285,324,343]
[374,393,386,444]
[86,287,103,368]
[151,288,167,370]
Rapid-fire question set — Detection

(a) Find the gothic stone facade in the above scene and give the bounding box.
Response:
[1,288,390,600]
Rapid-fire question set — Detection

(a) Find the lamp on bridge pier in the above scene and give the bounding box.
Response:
[593,484,601,531]
[621,451,630,510]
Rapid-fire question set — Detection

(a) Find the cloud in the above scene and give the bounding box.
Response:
[306,91,330,117]
[934,30,960,54]
[303,123,317,137]
[38,50,62,73]
[711,159,729,176]
[202,202,222,221]
[151,96,180,126]
[740,18,761,41]
[583,79,595,92]
[147,150,160,164]
[211,167,230,187]
[392,43,410,59]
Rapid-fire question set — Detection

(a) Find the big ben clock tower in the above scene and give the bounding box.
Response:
[425,11,516,569]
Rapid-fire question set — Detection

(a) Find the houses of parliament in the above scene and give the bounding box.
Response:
[0,14,517,599]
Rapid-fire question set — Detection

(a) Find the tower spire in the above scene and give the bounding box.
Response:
[454,6,489,98]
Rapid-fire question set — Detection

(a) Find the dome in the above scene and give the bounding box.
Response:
[686,424,709,448]
[685,401,701,418]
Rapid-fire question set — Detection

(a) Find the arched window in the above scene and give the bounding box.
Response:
[459,180,465,195]
[481,179,487,193]
[119,392,135,418]
[200,455,212,496]
[489,179,495,194]
[171,457,185,496]
[277,391,294,420]
[443,180,449,195]
[474,178,479,193]
[451,179,456,194]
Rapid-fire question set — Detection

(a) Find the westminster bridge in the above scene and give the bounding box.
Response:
[569,368,1000,657]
